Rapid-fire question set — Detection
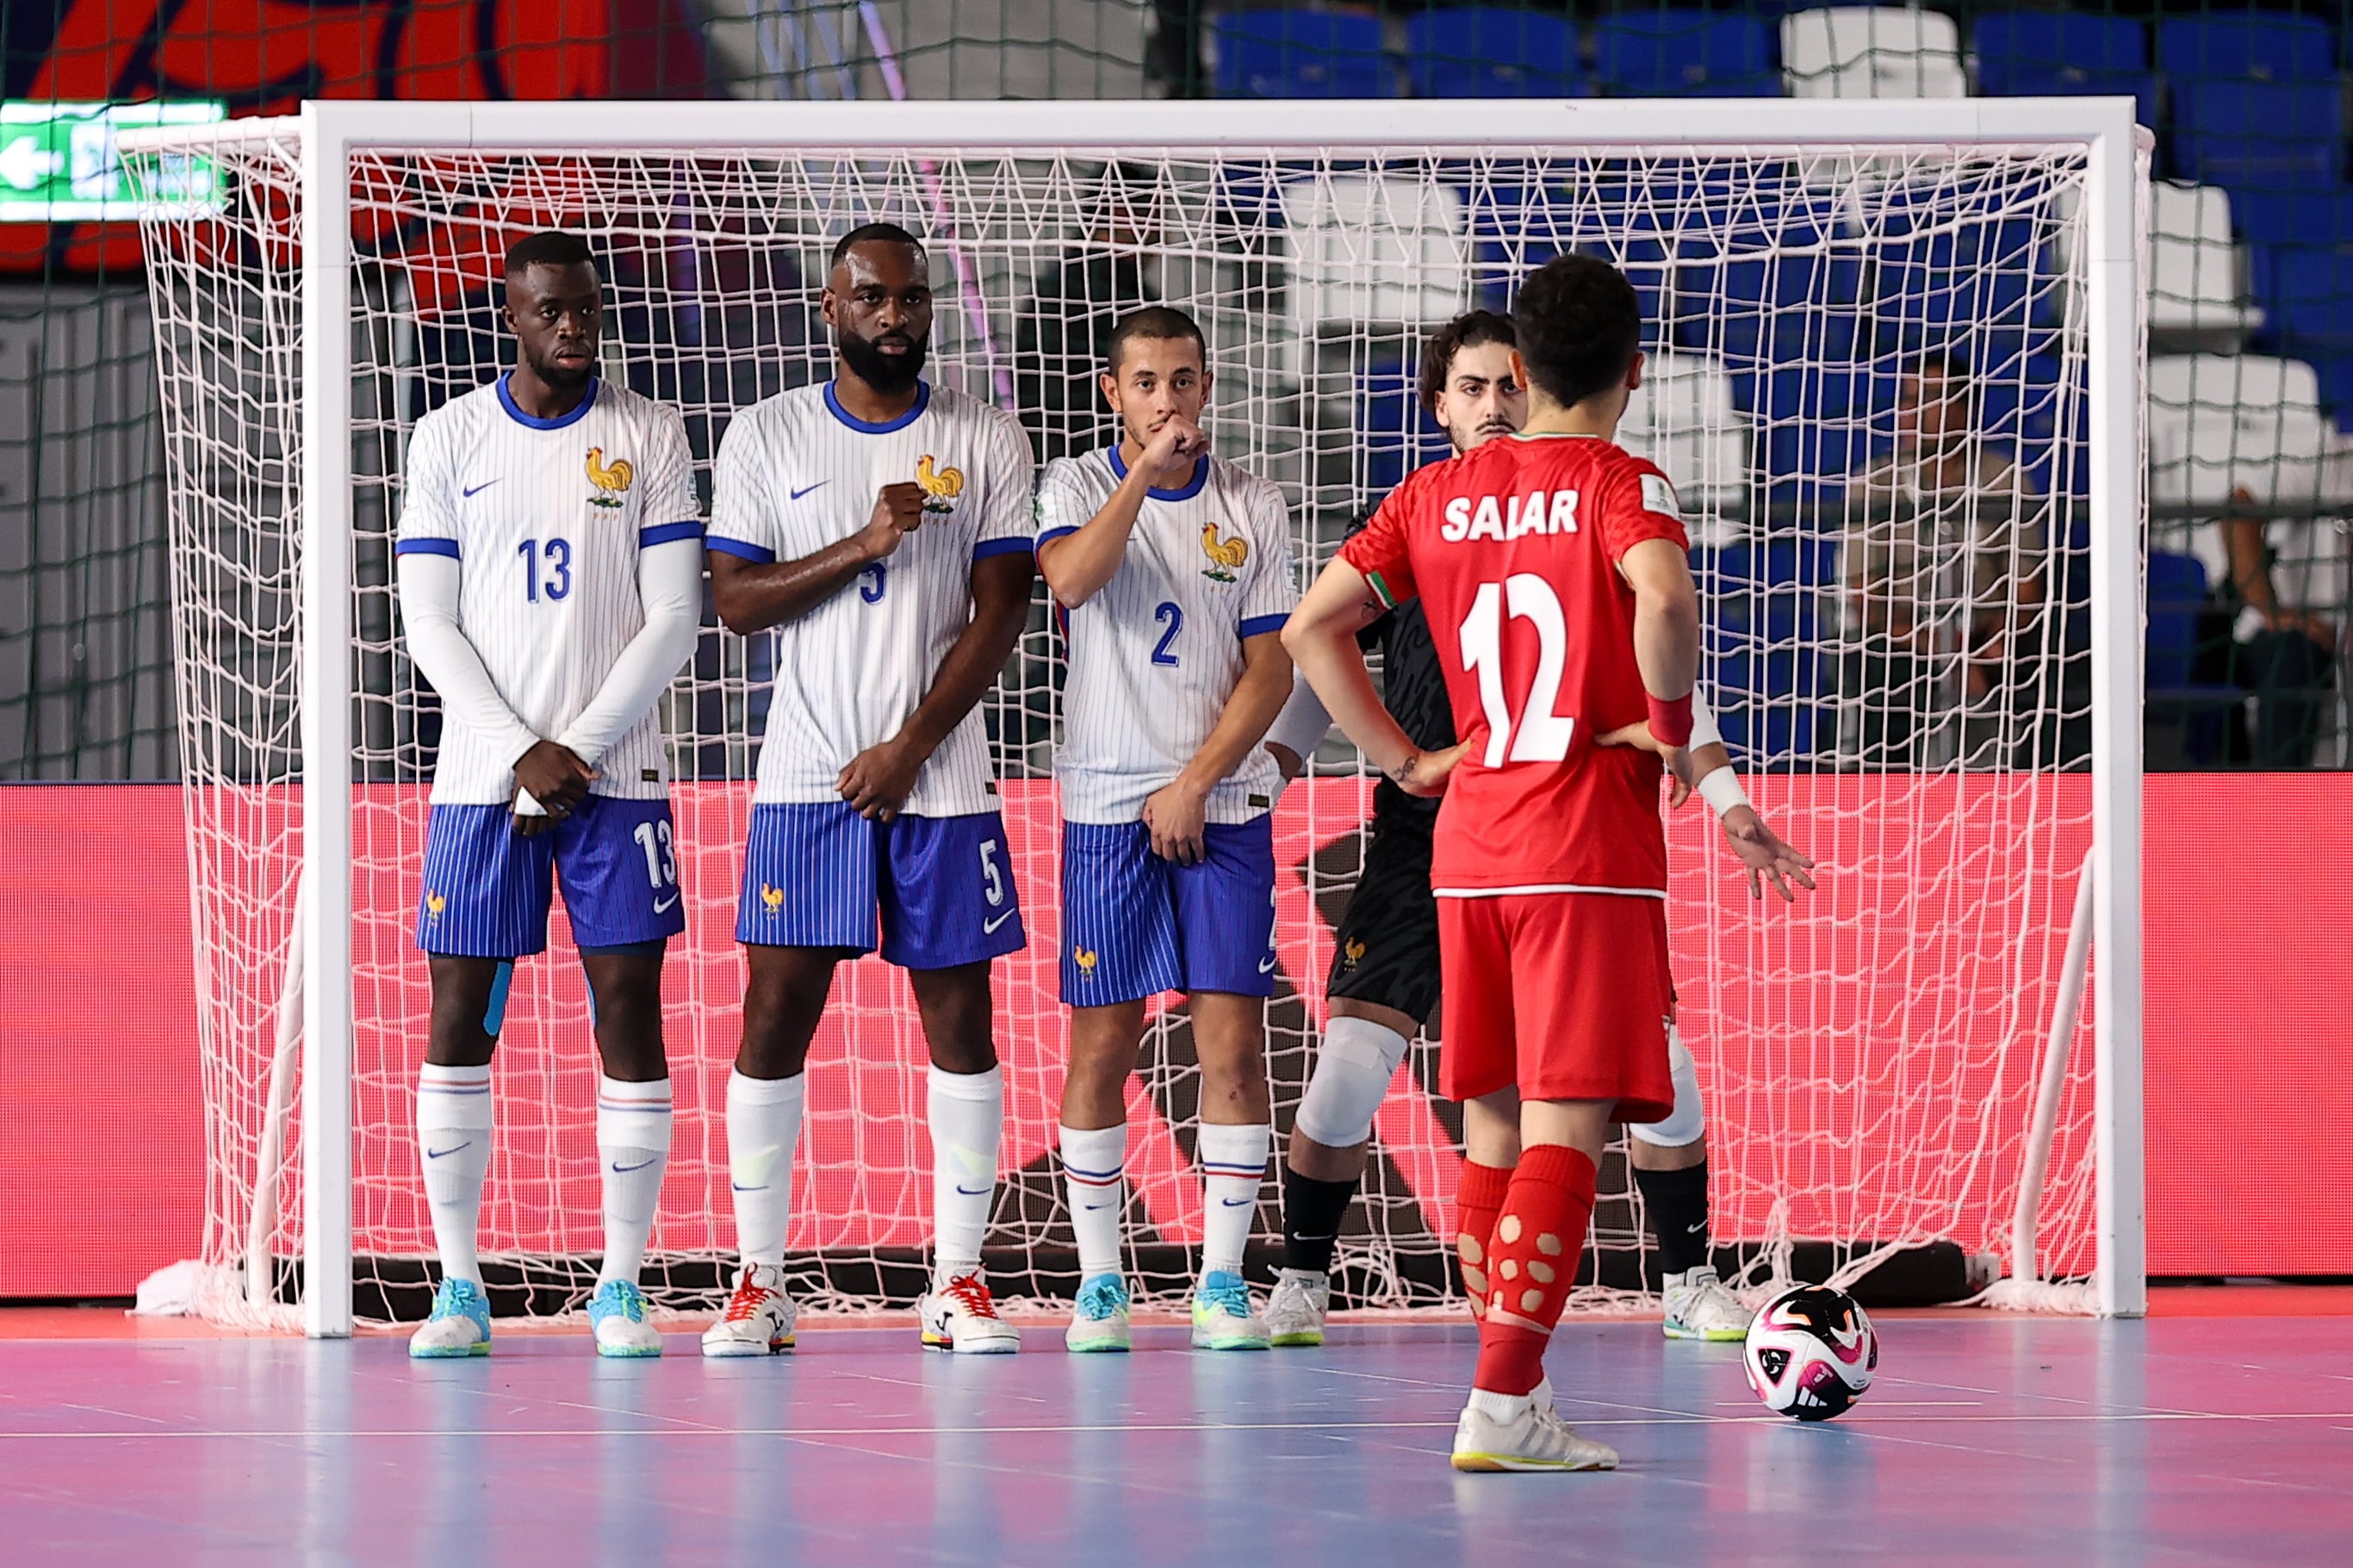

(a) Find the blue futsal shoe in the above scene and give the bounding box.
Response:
[1065,1272,1133,1353]
[587,1279,663,1358]
[408,1276,492,1359]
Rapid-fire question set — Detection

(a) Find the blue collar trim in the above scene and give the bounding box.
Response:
[825,379,930,434]
[497,372,599,431]
[1108,443,1209,502]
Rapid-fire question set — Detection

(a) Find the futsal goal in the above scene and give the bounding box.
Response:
[122,98,2146,1336]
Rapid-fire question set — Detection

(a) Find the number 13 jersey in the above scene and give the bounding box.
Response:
[395,375,703,806]
[1338,433,1689,897]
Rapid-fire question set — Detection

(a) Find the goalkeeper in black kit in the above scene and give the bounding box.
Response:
[1260,310,1816,1346]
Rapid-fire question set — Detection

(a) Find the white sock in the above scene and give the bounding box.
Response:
[1198,1121,1270,1281]
[595,1075,672,1289]
[928,1064,1003,1286]
[727,1069,805,1267]
[1059,1122,1127,1281]
[417,1061,494,1287]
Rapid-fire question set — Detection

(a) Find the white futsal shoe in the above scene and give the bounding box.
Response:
[1264,1267,1330,1348]
[1660,1266,1750,1342]
[1189,1270,1271,1351]
[1065,1273,1133,1354]
[1450,1379,1618,1473]
[701,1262,798,1357]
[408,1276,492,1359]
[587,1279,662,1359]
[918,1272,1021,1354]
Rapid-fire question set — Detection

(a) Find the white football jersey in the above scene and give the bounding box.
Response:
[1040,446,1298,825]
[709,381,1034,817]
[395,375,701,805]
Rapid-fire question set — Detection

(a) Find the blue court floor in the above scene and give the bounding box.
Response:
[1,1313,2348,1565]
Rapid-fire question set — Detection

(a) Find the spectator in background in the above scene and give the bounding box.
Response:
[1837,349,2049,769]
[1016,164,1159,463]
[2195,486,2339,766]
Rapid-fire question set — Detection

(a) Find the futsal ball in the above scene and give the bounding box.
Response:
[1742,1285,1878,1422]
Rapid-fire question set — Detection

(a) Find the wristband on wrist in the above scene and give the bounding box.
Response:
[1695,765,1748,820]
[1647,691,1694,747]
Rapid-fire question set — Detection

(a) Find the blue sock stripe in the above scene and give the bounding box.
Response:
[482,959,513,1037]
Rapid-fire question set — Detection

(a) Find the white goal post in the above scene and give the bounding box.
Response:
[125,96,2146,1338]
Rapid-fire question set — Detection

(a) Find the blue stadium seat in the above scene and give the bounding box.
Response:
[2155,12,2338,84]
[2145,550,2239,763]
[2250,245,2353,415]
[1971,11,2157,127]
[1669,193,1860,366]
[1591,11,1781,98]
[1690,541,1837,763]
[1403,8,1584,99]
[1209,10,1394,99]
[1463,183,1673,338]
[1357,359,1451,496]
[2172,81,2344,191]
[2233,188,2353,249]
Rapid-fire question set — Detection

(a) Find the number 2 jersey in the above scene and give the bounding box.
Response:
[395,375,702,806]
[1337,432,1690,897]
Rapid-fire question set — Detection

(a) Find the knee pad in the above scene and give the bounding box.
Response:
[1293,1015,1412,1149]
[1627,1026,1704,1148]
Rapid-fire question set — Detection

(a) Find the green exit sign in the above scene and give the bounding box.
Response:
[0,101,227,221]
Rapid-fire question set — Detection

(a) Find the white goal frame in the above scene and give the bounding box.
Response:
[127,96,2147,1337]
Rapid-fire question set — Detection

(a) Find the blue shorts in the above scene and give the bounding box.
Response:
[415,796,686,959]
[1059,815,1278,1006]
[736,802,1026,970]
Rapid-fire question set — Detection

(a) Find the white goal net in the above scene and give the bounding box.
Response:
[127,102,2141,1331]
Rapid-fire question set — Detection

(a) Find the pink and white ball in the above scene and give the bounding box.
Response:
[1742,1285,1878,1421]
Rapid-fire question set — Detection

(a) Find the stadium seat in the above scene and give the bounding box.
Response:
[1462,180,1673,336]
[1860,169,2055,373]
[1780,7,1968,100]
[2234,188,2353,251]
[2251,245,2353,412]
[1402,8,1585,99]
[2143,550,2242,765]
[1970,11,2157,127]
[1690,540,1837,762]
[2154,12,2338,85]
[1208,10,1394,99]
[1668,192,1861,366]
[2146,353,2335,507]
[2171,80,2344,190]
[1357,358,1450,496]
[1615,352,1749,541]
[1592,11,1782,98]
[1280,175,1468,328]
[2149,182,2262,343]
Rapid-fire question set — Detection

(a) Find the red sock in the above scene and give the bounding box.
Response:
[1472,1144,1598,1398]
[1455,1161,1514,1323]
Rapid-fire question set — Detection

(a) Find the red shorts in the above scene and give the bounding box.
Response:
[1435,892,1675,1121]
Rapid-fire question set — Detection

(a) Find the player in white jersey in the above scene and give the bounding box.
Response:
[1036,307,1299,1354]
[698,224,1035,1357]
[394,232,705,1360]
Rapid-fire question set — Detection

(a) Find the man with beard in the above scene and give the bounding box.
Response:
[398,231,705,1359]
[700,223,1038,1356]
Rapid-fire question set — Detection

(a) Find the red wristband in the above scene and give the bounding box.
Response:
[1647,691,1694,747]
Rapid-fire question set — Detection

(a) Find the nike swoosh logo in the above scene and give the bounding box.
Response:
[790,481,829,500]
[731,1183,767,1193]
[1257,953,1277,974]
[425,1141,471,1160]
[611,1157,660,1174]
[1080,1201,1119,1212]
[954,1184,991,1197]
[983,908,1016,933]
[1686,1222,1708,1234]
[462,480,500,498]
[1220,1197,1252,1208]
[653,893,679,914]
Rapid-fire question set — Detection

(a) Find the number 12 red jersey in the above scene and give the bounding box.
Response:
[1338,433,1689,896]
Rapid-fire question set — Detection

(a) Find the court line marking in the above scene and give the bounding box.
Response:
[5,1410,2351,1441]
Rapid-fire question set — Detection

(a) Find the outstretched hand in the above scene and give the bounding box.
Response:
[1721,805,1817,903]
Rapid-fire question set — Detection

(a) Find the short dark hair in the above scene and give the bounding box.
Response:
[1512,255,1642,409]
[504,230,595,278]
[1108,305,1207,373]
[1419,309,1518,413]
[830,220,924,271]
[1909,344,1971,381]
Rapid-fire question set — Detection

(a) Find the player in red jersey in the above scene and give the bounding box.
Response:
[1283,255,1701,1472]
